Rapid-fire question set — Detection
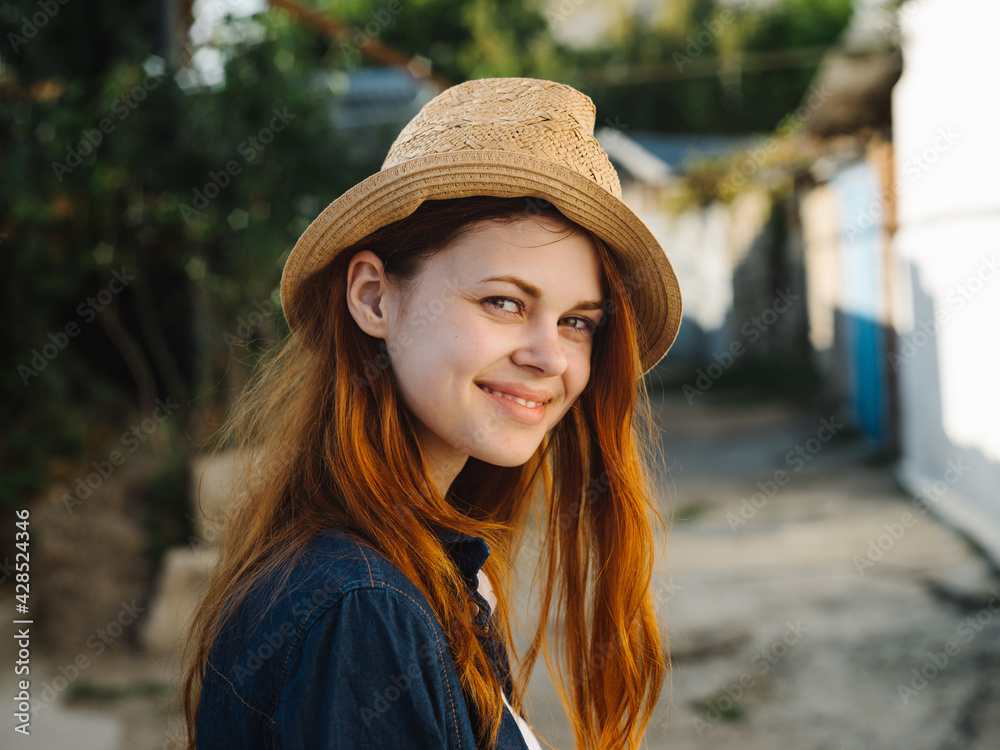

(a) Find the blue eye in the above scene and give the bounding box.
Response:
[483,297,523,315]
[561,316,598,335]
[483,298,598,336]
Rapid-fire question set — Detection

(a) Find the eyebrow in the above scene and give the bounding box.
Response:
[477,275,605,312]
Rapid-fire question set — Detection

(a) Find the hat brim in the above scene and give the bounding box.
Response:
[281,149,682,374]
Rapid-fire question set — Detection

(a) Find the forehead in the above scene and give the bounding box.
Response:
[431,216,604,293]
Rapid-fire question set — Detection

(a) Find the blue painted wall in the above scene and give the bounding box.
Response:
[831,162,889,446]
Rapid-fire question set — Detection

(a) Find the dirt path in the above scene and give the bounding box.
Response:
[519,392,1000,749]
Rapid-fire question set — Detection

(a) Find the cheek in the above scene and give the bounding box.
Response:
[389,303,484,382]
[566,348,593,401]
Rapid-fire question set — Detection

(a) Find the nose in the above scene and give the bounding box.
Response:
[510,319,568,376]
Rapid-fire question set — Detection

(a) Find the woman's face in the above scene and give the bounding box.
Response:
[371,215,604,484]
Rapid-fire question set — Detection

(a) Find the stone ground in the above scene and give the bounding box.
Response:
[519,392,1000,749]
[3,390,999,749]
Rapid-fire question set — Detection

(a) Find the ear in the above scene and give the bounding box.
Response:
[345,250,390,338]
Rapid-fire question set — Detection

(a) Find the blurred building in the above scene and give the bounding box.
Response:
[598,129,749,366]
[331,67,439,130]
[644,0,1000,562]
[599,125,814,385]
[795,0,902,448]
[889,0,1000,560]
[798,0,1000,560]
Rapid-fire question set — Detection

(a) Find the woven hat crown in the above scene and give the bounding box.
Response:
[381,78,623,199]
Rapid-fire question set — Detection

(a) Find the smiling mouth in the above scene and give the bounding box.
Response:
[477,385,549,409]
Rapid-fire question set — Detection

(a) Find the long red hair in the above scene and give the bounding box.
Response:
[182,196,668,749]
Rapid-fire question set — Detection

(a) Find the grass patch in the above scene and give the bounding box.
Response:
[673,503,710,522]
[715,701,746,722]
[693,695,747,723]
[65,680,169,703]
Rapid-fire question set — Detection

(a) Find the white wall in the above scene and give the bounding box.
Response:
[891,0,1000,559]
[620,183,741,364]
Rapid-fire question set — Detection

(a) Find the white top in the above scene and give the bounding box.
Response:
[476,570,543,750]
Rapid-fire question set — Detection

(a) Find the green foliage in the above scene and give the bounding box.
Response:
[66,679,169,703]
[743,0,854,52]
[570,0,853,133]
[318,0,560,82]
[0,2,377,516]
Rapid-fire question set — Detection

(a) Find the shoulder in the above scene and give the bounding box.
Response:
[197,527,475,749]
[276,528,449,648]
[200,525,446,697]
[281,527,427,613]
[218,526,436,659]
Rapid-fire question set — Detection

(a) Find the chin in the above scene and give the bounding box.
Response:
[471,442,542,468]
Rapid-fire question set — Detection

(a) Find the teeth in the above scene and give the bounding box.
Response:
[481,386,543,408]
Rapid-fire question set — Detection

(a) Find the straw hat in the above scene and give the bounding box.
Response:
[281,77,682,373]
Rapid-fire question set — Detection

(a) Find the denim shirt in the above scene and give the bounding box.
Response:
[196,526,531,749]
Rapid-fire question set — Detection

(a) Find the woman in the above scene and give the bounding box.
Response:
[183,77,682,749]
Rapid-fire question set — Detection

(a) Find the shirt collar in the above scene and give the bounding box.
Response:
[434,529,491,589]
